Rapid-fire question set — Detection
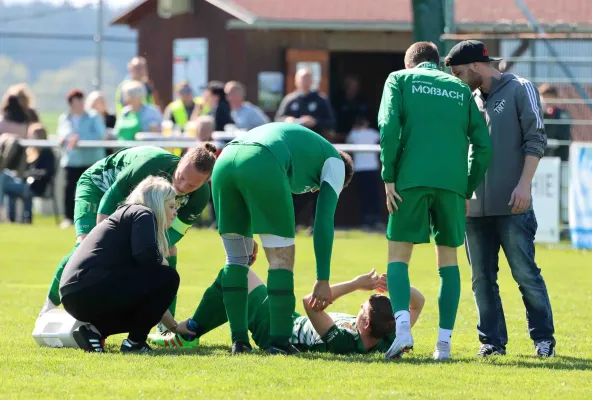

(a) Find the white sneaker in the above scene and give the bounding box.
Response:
[385,329,414,359]
[60,219,73,229]
[433,341,451,360]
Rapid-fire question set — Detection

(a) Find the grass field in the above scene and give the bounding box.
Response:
[1,219,591,399]
[39,113,60,136]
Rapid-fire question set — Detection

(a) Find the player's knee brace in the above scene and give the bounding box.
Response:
[221,234,254,267]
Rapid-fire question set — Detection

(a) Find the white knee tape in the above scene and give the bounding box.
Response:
[259,234,295,248]
[221,234,254,266]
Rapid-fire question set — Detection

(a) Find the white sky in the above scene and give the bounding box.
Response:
[4,0,137,8]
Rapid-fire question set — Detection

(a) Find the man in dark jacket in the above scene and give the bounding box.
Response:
[446,40,556,358]
[539,84,571,161]
[275,68,335,136]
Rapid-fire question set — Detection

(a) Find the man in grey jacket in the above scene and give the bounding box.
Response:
[446,40,555,358]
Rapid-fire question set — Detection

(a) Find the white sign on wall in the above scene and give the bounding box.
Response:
[173,38,208,96]
[532,157,561,243]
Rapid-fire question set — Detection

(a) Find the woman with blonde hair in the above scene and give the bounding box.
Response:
[59,176,195,353]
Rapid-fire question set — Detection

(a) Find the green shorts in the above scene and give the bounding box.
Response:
[73,171,103,236]
[387,187,465,247]
[212,144,295,238]
[247,284,300,350]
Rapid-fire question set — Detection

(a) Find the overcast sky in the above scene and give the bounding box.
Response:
[4,0,137,8]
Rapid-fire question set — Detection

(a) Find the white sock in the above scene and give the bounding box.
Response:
[437,328,453,346]
[394,311,411,334]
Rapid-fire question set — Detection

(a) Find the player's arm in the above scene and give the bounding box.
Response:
[303,269,385,337]
[466,93,493,199]
[167,183,210,246]
[311,158,346,304]
[96,158,168,223]
[378,73,403,184]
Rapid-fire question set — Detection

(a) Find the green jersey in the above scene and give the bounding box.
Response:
[87,146,210,239]
[290,313,394,354]
[378,62,492,199]
[228,123,346,280]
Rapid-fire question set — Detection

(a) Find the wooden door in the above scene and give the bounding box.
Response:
[285,49,330,96]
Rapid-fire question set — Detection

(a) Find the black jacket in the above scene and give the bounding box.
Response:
[59,204,164,298]
[275,91,335,134]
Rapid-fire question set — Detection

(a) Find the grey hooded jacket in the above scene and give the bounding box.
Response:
[468,73,547,217]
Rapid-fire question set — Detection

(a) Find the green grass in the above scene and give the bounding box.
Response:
[1,219,591,399]
[39,112,61,136]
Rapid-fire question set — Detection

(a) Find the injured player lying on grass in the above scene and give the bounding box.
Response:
[148,268,425,355]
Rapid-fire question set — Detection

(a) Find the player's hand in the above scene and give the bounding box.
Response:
[377,273,388,293]
[355,268,382,291]
[250,241,259,266]
[300,115,317,128]
[309,280,332,310]
[509,182,531,214]
[385,183,403,213]
[174,319,196,337]
[284,116,297,123]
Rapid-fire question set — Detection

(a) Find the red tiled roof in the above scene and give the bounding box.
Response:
[225,0,592,26]
[114,0,592,28]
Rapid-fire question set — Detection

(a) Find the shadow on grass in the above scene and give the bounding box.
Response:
[107,344,592,371]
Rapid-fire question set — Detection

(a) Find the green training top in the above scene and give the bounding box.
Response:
[290,313,394,354]
[87,146,210,241]
[378,62,492,199]
[228,122,346,281]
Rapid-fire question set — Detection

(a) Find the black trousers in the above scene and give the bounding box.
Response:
[64,166,88,221]
[354,170,382,226]
[62,265,180,343]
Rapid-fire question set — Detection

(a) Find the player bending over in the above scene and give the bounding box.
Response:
[37,145,217,332]
[150,268,425,354]
[378,42,492,360]
[211,122,354,355]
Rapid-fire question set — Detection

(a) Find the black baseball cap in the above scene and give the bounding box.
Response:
[445,40,502,66]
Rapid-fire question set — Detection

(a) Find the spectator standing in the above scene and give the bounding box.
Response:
[275,68,335,136]
[163,82,201,132]
[200,81,234,131]
[539,84,571,161]
[115,56,159,116]
[224,81,269,130]
[57,90,106,229]
[346,115,383,231]
[446,40,556,357]
[86,91,116,129]
[9,83,41,124]
[0,94,28,138]
[3,123,55,223]
[334,76,369,141]
[113,81,163,141]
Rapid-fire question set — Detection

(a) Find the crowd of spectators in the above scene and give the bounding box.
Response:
[0,55,573,229]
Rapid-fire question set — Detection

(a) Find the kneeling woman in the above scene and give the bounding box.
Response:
[60,176,193,353]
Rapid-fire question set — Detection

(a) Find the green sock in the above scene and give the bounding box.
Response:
[166,256,178,316]
[191,269,227,337]
[267,269,295,348]
[387,262,410,314]
[438,266,461,330]
[247,285,271,349]
[222,264,249,343]
[47,242,80,305]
